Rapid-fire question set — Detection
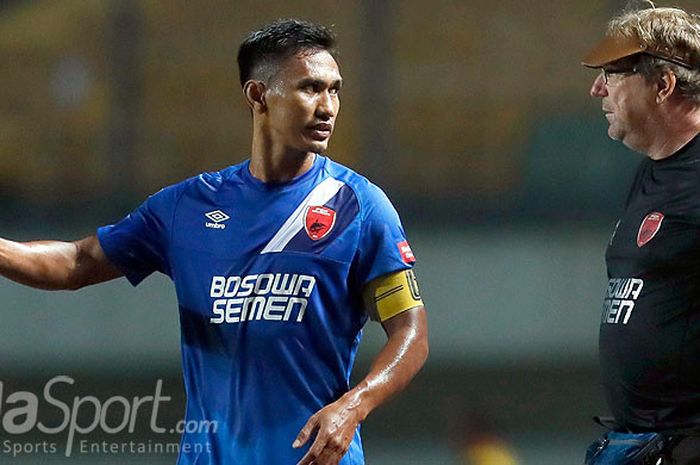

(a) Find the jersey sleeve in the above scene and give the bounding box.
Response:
[97,184,183,286]
[354,183,416,287]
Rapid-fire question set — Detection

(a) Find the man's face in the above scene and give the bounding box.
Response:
[589,57,658,151]
[263,49,342,155]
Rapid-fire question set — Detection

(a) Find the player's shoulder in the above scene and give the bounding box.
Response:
[193,160,249,191]
[160,161,248,196]
[140,161,247,213]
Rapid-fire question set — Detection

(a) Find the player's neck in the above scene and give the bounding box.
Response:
[249,143,316,184]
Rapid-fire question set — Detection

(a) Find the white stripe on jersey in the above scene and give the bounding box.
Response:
[260,177,345,254]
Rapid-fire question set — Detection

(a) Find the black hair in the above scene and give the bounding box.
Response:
[237,18,337,87]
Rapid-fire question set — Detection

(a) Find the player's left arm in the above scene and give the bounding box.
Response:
[294,270,428,465]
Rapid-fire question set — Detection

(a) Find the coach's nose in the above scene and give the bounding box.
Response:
[590,72,608,98]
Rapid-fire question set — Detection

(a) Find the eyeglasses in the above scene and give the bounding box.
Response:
[601,66,638,85]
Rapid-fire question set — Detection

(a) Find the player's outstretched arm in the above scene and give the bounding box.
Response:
[0,235,122,291]
[293,305,429,465]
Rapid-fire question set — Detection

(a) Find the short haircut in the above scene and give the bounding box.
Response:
[237,18,337,87]
[608,3,700,101]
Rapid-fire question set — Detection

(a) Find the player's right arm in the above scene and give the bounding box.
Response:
[0,235,122,291]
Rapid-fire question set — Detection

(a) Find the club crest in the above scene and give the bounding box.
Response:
[637,212,664,248]
[305,206,336,241]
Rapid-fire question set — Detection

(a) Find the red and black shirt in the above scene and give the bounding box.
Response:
[602,134,700,433]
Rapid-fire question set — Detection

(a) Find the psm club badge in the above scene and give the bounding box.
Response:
[637,212,664,248]
[305,206,336,240]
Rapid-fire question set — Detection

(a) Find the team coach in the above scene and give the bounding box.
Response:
[582,2,700,464]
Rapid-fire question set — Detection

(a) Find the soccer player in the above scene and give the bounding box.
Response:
[582,2,700,463]
[0,19,428,465]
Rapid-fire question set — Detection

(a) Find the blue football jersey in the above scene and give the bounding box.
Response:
[97,155,415,465]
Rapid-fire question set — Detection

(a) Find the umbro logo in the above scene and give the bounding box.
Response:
[205,210,230,230]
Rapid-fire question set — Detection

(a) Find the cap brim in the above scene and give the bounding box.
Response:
[582,34,647,68]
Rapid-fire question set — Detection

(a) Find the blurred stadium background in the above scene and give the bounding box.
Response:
[2,0,696,464]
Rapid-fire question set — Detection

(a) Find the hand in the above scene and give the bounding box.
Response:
[293,394,364,465]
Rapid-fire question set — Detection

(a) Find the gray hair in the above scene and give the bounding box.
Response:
[609,4,700,101]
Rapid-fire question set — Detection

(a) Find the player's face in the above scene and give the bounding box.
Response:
[590,59,658,152]
[264,50,342,155]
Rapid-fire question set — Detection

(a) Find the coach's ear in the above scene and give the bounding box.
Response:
[243,80,267,113]
[656,69,677,104]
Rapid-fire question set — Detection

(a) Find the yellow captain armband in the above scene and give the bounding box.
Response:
[363,269,423,322]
